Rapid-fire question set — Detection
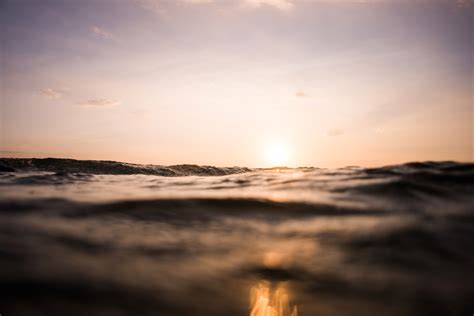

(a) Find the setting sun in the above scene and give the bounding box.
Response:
[265,143,289,167]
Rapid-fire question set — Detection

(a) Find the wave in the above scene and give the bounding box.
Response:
[0,158,251,176]
[1,159,473,209]
[0,159,473,316]
[1,158,472,178]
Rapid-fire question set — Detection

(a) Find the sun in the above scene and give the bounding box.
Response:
[264,143,289,167]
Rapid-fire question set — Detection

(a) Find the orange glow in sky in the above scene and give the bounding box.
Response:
[1,0,472,167]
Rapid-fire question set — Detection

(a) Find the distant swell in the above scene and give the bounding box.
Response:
[0,158,251,176]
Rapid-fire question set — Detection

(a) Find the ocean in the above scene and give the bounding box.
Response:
[0,158,473,316]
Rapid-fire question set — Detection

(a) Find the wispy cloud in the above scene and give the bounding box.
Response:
[183,0,213,3]
[294,90,309,98]
[134,0,295,15]
[243,0,294,11]
[39,88,65,99]
[134,0,470,15]
[77,99,121,108]
[134,0,168,15]
[91,26,118,41]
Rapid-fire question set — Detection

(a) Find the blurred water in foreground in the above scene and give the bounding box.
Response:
[0,159,473,315]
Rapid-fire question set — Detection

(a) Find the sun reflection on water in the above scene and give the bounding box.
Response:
[250,281,298,316]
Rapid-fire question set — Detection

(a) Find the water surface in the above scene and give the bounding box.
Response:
[0,159,473,316]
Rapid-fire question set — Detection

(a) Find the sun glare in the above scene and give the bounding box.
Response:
[265,143,289,167]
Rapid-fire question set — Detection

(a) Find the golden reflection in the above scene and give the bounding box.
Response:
[250,281,298,316]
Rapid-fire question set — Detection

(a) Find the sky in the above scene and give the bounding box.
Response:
[0,0,472,167]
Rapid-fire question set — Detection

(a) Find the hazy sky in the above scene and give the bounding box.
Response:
[1,0,472,167]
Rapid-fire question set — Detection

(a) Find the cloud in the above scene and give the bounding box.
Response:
[183,0,213,3]
[134,0,165,15]
[243,0,294,11]
[77,99,121,108]
[134,0,470,15]
[134,0,295,15]
[294,90,309,98]
[326,129,344,136]
[135,0,215,16]
[39,88,64,99]
[91,26,118,41]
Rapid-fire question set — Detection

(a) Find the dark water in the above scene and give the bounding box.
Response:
[0,158,473,316]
